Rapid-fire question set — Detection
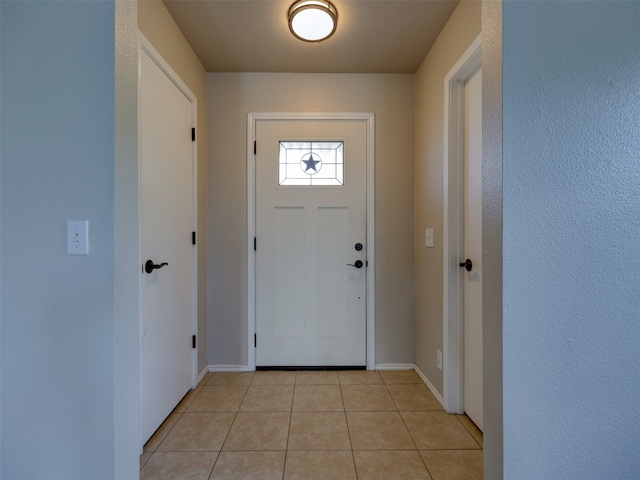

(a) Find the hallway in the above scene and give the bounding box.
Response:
[140,370,482,479]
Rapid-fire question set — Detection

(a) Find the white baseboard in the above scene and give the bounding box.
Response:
[196,366,209,385]
[413,364,445,409]
[208,364,253,372]
[375,363,415,370]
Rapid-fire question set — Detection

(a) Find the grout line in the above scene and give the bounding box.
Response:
[419,449,436,480]
[281,452,287,480]
[283,406,293,480]
[215,381,251,455]
[455,415,484,449]
[139,451,152,471]
[143,409,184,453]
[339,382,361,479]
[352,449,359,480]
[205,452,219,480]
[397,408,419,452]
[339,382,359,480]
[340,383,353,446]
[383,380,400,412]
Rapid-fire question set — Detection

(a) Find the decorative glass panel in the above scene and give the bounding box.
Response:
[278,141,344,186]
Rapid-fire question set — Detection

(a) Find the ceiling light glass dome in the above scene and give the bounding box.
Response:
[288,0,338,42]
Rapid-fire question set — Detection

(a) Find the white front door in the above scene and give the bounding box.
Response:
[463,68,483,431]
[140,46,196,444]
[255,119,367,367]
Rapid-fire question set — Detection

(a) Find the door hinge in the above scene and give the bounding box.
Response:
[254,141,256,155]
[254,237,257,251]
[254,334,257,348]
[192,231,196,245]
[192,335,197,349]
[192,128,196,142]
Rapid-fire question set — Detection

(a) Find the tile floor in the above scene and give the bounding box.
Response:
[141,370,483,480]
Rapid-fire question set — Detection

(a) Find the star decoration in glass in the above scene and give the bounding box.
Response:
[301,153,322,174]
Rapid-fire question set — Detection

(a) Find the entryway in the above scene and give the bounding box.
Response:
[247,114,375,369]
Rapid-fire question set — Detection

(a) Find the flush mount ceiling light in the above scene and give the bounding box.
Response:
[288,0,338,43]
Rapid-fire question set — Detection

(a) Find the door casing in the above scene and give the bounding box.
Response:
[138,33,198,446]
[247,113,375,370]
[443,36,482,413]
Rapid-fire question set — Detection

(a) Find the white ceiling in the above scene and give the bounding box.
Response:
[162,0,460,74]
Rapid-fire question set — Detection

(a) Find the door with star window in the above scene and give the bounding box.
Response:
[255,118,367,367]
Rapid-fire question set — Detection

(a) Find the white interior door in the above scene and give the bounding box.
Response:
[255,119,367,367]
[463,68,483,431]
[140,47,195,444]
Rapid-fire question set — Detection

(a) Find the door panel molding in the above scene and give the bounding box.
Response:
[247,113,375,370]
[443,36,481,414]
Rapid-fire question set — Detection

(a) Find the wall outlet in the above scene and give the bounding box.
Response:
[437,350,443,371]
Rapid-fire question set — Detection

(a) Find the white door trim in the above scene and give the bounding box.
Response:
[247,112,375,370]
[443,36,482,414]
[138,33,199,446]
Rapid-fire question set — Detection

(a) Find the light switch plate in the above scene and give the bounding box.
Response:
[425,228,434,248]
[67,220,89,255]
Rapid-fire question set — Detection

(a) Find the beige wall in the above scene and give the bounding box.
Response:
[138,0,209,373]
[208,73,415,367]
[482,1,503,476]
[414,1,481,393]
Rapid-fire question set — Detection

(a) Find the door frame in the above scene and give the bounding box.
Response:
[443,36,482,414]
[247,113,375,370]
[138,33,199,446]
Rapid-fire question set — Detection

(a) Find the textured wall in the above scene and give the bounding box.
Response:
[413,0,481,395]
[207,73,415,367]
[138,0,209,374]
[503,1,640,477]
[1,2,116,477]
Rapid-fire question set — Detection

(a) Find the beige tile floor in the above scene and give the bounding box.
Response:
[141,370,483,480]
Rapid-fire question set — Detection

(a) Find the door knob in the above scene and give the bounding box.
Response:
[145,259,168,274]
[459,259,473,272]
[347,260,364,268]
